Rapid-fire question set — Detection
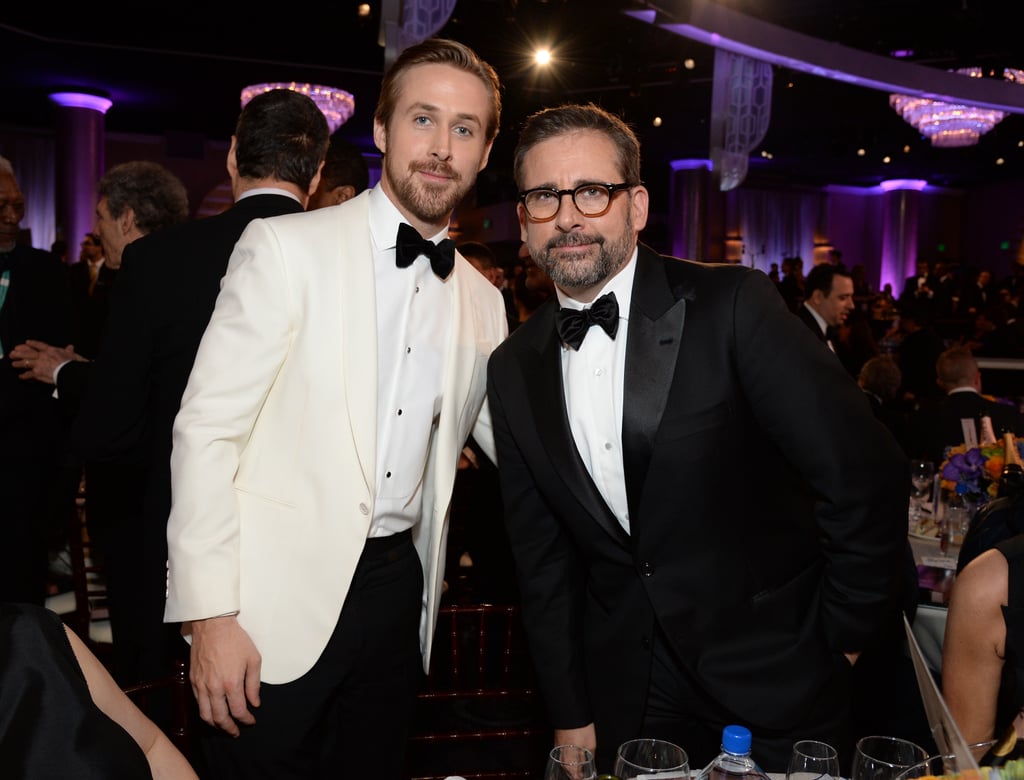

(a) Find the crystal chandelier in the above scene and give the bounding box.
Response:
[889,67,1024,148]
[240,82,355,134]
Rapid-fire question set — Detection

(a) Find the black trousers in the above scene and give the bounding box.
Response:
[628,628,854,777]
[198,529,424,779]
[0,457,51,606]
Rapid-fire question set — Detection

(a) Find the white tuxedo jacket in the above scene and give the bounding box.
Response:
[165,191,507,683]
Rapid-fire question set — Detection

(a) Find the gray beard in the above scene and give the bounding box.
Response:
[535,210,634,291]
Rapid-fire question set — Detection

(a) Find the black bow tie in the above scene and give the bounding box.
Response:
[395,222,455,279]
[555,292,620,350]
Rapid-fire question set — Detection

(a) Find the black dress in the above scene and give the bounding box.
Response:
[979,535,1024,766]
[0,603,152,778]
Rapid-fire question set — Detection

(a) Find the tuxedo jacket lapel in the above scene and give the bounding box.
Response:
[524,304,629,545]
[622,247,689,525]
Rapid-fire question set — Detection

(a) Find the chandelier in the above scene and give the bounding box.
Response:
[239,82,355,134]
[889,67,1024,148]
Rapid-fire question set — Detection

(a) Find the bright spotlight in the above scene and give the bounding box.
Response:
[535,49,552,66]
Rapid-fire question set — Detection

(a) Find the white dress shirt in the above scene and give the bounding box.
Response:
[367,184,452,537]
[557,248,637,533]
[803,302,835,352]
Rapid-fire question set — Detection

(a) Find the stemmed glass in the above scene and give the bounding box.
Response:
[545,745,597,780]
[787,740,841,780]
[613,739,689,779]
[909,460,936,531]
[851,736,929,780]
[893,754,956,780]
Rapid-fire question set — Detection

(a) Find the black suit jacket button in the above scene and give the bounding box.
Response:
[641,636,651,651]
[640,561,654,577]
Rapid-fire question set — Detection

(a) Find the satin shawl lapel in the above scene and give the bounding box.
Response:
[336,193,378,493]
[523,303,629,545]
[621,246,690,523]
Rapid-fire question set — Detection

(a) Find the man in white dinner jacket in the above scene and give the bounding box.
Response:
[164,38,507,779]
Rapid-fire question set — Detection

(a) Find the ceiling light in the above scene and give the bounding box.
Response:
[534,49,552,66]
[240,82,355,134]
[889,67,1024,148]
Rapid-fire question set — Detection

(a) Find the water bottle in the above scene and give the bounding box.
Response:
[942,484,971,554]
[697,725,766,780]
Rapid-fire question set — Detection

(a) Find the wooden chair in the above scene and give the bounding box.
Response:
[65,486,113,652]
[123,658,193,760]
[406,604,549,780]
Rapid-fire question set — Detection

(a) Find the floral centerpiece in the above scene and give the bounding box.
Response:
[940,434,1024,504]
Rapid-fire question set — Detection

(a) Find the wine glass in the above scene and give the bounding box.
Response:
[613,738,689,779]
[851,736,929,780]
[787,740,841,780]
[893,754,956,780]
[545,745,597,780]
[909,460,936,530]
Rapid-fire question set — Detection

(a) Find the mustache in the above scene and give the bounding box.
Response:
[411,161,459,181]
[546,233,604,251]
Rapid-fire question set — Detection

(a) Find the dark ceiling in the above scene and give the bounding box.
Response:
[2,0,1023,203]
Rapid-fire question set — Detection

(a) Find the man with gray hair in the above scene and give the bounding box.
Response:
[9,159,188,686]
[908,345,1024,464]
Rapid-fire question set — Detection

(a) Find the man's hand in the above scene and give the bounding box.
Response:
[9,339,87,384]
[185,615,262,737]
[554,723,597,763]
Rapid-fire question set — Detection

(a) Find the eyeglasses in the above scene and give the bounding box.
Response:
[517,182,636,222]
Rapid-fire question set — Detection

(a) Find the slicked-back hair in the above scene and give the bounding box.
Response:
[374,37,501,144]
[97,161,189,235]
[234,89,330,190]
[513,103,642,189]
[804,262,852,297]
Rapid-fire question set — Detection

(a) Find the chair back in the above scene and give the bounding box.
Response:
[123,658,192,758]
[406,604,548,780]
[66,484,113,649]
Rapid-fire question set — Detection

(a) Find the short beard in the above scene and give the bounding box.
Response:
[534,209,634,291]
[385,156,467,225]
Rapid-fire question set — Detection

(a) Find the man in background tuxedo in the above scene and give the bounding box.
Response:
[796,262,855,352]
[0,155,73,606]
[908,345,1024,465]
[67,231,116,359]
[307,135,369,210]
[10,161,189,687]
[486,104,908,772]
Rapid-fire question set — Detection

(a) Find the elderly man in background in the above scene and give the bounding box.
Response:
[0,155,74,606]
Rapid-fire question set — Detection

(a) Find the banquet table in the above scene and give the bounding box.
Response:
[908,529,957,605]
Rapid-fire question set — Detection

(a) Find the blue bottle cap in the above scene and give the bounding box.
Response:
[723,724,752,754]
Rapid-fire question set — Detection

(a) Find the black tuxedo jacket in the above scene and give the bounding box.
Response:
[795,303,829,343]
[908,390,1024,465]
[67,261,118,359]
[0,246,73,458]
[487,246,908,749]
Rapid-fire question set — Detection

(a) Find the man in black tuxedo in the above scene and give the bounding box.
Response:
[900,259,936,320]
[795,262,855,353]
[0,155,73,605]
[908,345,1024,465]
[11,160,190,686]
[67,231,117,359]
[486,104,908,772]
